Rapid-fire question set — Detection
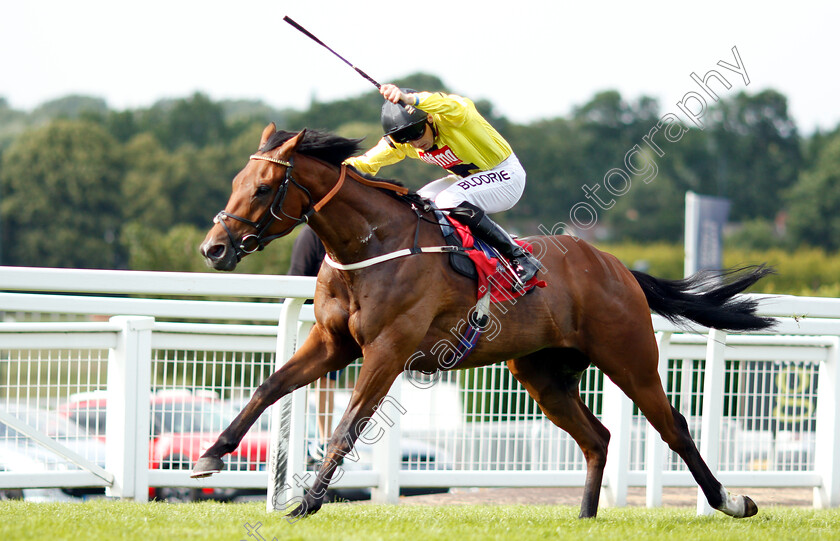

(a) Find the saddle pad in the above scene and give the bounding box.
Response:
[437,213,546,303]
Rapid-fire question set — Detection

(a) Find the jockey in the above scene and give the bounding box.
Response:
[345,84,542,286]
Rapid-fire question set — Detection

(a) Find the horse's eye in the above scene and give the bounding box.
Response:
[256,185,271,196]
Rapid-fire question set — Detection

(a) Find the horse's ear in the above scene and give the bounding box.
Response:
[289,129,306,151]
[274,129,306,157]
[259,122,276,149]
[267,129,306,160]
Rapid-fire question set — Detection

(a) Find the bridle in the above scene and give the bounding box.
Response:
[214,151,414,262]
[213,154,314,261]
[214,153,363,261]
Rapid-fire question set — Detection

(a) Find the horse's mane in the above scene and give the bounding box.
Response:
[261,129,363,167]
[260,129,402,185]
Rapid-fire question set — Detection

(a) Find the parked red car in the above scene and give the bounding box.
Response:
[60,390,450,502]
[59,390,270,501]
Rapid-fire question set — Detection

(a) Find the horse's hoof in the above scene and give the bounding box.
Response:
[286,503,312,520]
[719,489,759,518]
[191,456,224,478]
[286,506,305,520]
[742,495,758,518]
[286,497,321,520]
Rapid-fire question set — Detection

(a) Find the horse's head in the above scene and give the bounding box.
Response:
[200,124,309,271]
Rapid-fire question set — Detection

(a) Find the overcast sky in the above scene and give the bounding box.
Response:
[2,1,837,134]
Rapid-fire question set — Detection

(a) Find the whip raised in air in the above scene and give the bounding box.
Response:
[283,16,381,89]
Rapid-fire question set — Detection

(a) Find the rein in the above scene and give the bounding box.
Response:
[215,154,463,265]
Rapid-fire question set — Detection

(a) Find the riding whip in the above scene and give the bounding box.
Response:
[283,16,382,89]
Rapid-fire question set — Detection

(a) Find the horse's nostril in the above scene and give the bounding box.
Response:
[205,243,226,260]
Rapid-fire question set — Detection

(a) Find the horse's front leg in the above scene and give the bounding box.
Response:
[287,337,414,518]
[192,325,357,478]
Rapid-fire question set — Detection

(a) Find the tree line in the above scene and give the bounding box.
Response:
[1,73,838,274]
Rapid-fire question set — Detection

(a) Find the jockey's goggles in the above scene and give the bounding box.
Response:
[389,121,427,144]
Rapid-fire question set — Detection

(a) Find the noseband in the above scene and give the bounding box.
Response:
[213,154,350,261]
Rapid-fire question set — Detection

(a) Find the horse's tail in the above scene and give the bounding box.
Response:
[630,265,776,332]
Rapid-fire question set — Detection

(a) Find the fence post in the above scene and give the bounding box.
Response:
[371,376,404,504]
[814,337,840,507]
[646,331,672,507]
[286,320,311,503]
[267,297,305,513]
[697,328,726,515]
[105,316,153,501]
[601,372,633,506]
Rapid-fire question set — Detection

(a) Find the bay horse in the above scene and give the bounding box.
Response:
[193,124,774,519]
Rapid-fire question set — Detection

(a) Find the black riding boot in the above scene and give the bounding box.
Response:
[449,203,542,287]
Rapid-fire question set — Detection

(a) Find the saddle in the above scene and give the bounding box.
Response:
[435,209,478,279]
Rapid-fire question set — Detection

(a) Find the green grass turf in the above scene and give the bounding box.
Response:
[1,500,839,541]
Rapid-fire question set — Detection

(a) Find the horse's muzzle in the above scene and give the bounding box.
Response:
[200,239,238,271]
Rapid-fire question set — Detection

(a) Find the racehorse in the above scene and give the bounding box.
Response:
[193,124,774,519]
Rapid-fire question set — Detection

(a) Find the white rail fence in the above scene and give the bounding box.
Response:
[0,266,838,512]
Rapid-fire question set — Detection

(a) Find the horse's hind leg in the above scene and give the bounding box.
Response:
[593,333,758,518]
[507,349,610,518]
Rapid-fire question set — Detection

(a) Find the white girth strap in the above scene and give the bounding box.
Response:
[324,246,460,271]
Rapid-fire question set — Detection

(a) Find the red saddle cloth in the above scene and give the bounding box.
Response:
[446,217,547,303]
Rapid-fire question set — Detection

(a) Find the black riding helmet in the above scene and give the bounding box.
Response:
[381,88,429,144]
